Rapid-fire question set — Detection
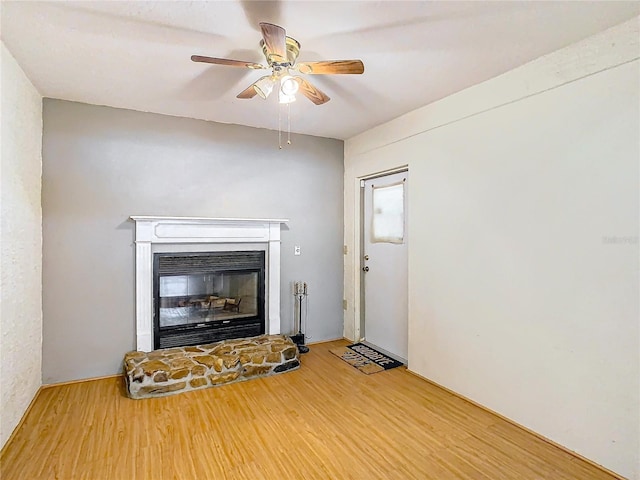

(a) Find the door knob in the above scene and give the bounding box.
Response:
[364,255,369,260]
[362,266,370,272]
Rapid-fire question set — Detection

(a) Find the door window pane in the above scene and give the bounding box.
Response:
[371,181,404,243]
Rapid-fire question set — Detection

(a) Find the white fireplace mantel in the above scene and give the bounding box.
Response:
[130,216,288,352]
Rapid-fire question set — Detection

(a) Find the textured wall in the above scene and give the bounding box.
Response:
[344,18,639,479]
[42,100,344,383]
[0,43,43,448]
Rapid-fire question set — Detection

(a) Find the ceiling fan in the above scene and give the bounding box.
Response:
[191,22,364,106]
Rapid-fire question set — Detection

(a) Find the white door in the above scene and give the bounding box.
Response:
[362,171,408,361]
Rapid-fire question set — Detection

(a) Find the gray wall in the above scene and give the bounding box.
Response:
[42,99,344,383]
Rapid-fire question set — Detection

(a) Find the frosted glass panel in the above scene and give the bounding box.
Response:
[372,182,404,243]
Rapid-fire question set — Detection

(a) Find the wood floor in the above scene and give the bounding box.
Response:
[1,340,617,480]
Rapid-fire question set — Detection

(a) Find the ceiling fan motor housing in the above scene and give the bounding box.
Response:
[261,36,301,66]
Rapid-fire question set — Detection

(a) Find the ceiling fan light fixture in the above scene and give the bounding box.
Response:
[280,75,299,96]
[254,76,275,99]
[279,90,296,104]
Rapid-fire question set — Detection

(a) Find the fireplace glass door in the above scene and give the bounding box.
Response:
[159,271,259,326]
[153,251,265,349]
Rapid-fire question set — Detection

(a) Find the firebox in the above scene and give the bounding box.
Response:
[153,251,265,349]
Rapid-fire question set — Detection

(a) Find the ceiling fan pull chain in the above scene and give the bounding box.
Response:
[278,102,282,149]
[287,103,292,146]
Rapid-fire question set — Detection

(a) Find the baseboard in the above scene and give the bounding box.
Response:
[41,373,123,389]
[405,369,626,480]
[306,337,345,346]
[0,385,44,458]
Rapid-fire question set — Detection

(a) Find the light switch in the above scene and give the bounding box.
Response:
[294,245,301,256]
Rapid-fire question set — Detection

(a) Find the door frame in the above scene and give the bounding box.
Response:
[353,165,409,344]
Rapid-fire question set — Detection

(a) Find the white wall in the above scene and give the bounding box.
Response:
[344,18,639,480]
[0,43,43,449]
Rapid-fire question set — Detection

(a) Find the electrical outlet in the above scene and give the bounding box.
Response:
[294,245,301,256]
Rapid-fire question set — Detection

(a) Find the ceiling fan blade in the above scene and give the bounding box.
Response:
[236,83,258,99]
[259,22,287,62]
[295,77,330,105]
[297,60,364,75]
[191,55,265,69]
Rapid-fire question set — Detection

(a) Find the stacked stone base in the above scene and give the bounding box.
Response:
[123,334,300,399]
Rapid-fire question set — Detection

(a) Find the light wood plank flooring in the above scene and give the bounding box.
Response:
[1,340,617,479]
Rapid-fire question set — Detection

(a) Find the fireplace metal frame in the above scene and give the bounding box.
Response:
[152,251,266,349]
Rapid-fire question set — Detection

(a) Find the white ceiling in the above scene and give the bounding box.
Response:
[2,1,639,140]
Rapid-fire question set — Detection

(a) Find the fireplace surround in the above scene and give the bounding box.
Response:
[131,216,288,352]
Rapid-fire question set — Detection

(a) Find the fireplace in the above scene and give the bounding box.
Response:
[130,216,287,352]
[154,251,265,348]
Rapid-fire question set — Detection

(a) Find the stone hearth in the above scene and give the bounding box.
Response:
[124,334,300,399]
